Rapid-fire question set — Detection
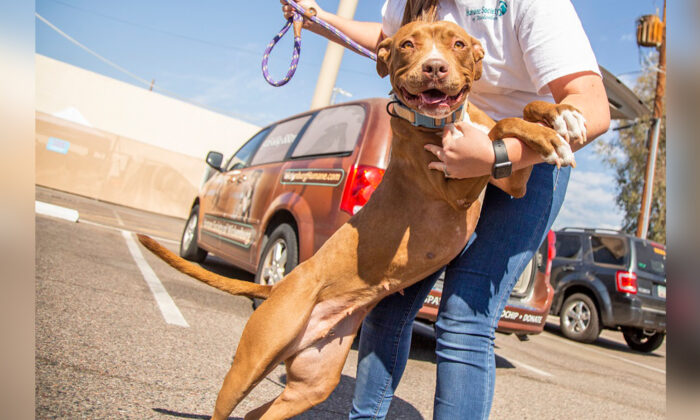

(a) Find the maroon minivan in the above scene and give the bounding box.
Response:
[180,98,555,336]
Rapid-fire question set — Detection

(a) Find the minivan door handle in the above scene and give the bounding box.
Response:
[562,264,576,272]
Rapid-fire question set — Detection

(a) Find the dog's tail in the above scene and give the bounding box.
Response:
[137,234,272,300]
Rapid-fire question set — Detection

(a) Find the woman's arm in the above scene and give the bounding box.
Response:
[504,71,611,171]
[281,0,384,52]
[426,72,611,179]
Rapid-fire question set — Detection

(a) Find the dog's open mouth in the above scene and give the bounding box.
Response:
[400,86,467,114]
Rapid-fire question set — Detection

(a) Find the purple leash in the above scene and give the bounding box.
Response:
[262,0,377,87]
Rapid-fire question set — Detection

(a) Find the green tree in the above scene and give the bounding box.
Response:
[596,65,666,243]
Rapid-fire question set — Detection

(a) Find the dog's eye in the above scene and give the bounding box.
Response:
[401,40,414,49]
[454,40,465,49]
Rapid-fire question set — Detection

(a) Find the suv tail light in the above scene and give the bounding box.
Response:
[616,271,638,294]
[546,230,556,277]
[340,164,385,215]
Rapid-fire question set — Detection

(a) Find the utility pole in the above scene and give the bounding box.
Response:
[636,0,666,239]
[310,0,358,110]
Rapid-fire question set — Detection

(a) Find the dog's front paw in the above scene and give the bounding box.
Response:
[541,132,576,168]
[551,105,587,145]
[524,101,587,145]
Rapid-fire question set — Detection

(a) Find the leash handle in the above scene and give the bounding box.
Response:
[262,0,377,87]
[262,13,303,87]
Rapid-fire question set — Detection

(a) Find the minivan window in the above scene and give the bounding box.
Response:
[227,128,271,171]
[250,116,311,166]
[591,235,627,266]
[291,105,365,158]
[634,241,666,276]
[555,234,582,259]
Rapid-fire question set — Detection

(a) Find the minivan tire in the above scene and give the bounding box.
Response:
[253,223,298,308]
[560,293,600,343]
[622,327,665,353]
[180,205,208,263]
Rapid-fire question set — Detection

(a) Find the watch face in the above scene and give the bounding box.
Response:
[493,162,513,179]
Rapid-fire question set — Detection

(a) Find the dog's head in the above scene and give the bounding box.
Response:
[377,21,484,119]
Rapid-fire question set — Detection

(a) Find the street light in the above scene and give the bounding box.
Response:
[331,87,353,105]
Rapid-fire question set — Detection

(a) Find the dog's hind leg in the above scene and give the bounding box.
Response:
[210,271,322,420]
[243,311,366,420]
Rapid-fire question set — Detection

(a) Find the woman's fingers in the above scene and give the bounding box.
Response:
[424,144,446,162]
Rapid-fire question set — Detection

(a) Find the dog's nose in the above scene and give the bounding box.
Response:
[422,58,449,79]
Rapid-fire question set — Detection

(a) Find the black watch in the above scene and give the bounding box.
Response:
[492,139,512,179]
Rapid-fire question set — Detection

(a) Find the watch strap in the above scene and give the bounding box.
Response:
[492,139,512,179]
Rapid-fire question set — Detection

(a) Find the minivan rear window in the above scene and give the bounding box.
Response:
[291,105,365,158]
[634,241,666,276]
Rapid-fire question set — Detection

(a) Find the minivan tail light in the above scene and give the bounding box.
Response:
[340,165,385,215]
[616,271,638,294]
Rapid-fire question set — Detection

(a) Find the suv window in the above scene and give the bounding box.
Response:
[634,241,666,276]
[591,235,628,266]
[291,105,365,158]
[226,128,271,171]
[555,234,582,259]
[250,116,311,166]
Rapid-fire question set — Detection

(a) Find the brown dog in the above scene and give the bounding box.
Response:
[138,20,585,420]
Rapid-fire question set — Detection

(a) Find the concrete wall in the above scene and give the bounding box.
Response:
[36,112,205,218]
[35,54,261,218]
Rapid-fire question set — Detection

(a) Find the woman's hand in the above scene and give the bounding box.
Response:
[424,122,495,179]
[280,0,323,29]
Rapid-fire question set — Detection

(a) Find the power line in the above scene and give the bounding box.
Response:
[41,0,377,78]
[44,0,259,55]
[36,12,152,87]
[35,12,248,119]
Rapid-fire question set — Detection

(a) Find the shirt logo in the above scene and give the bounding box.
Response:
[466,1,508,21]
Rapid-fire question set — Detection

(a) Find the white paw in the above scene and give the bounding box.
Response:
[553,110,587,144]
[556,141,576,167]
[543,151,560,166]
[542,135,576,168]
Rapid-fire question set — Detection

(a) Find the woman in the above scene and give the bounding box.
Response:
[282,1,610,418]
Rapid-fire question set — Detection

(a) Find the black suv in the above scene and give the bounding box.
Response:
[549,227,666,352]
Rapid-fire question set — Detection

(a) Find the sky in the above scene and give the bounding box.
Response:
[34,0,666,231]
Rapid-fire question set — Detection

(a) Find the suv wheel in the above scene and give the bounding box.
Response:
[622,327,665,353]
[253,223,298,308]
[180,205,208,263]
[560,293,600,343]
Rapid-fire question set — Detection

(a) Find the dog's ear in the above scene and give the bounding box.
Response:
[376,37,393,78]
[470,36,484,81]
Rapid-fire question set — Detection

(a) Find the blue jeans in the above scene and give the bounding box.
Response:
[349,163,570,420]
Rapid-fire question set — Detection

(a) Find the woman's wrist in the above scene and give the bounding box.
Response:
[501,137,546,171]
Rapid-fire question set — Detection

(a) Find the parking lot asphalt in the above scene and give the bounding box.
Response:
[35,186,666,419]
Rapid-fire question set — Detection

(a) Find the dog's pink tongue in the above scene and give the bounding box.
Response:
[420,90,447,105]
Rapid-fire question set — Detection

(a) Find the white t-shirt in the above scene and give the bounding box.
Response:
[381,0,600,121]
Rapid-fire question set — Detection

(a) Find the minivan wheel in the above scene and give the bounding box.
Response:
[253,223,298,308]
[622,327,665,353]
[180,205,208,263]
[560,293,600,343]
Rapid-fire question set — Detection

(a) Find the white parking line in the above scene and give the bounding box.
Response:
[542,333,665,374]
[121,230,189,328]
[35,201,79,222]
[498,352,553,377]
[112,209,125,226]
